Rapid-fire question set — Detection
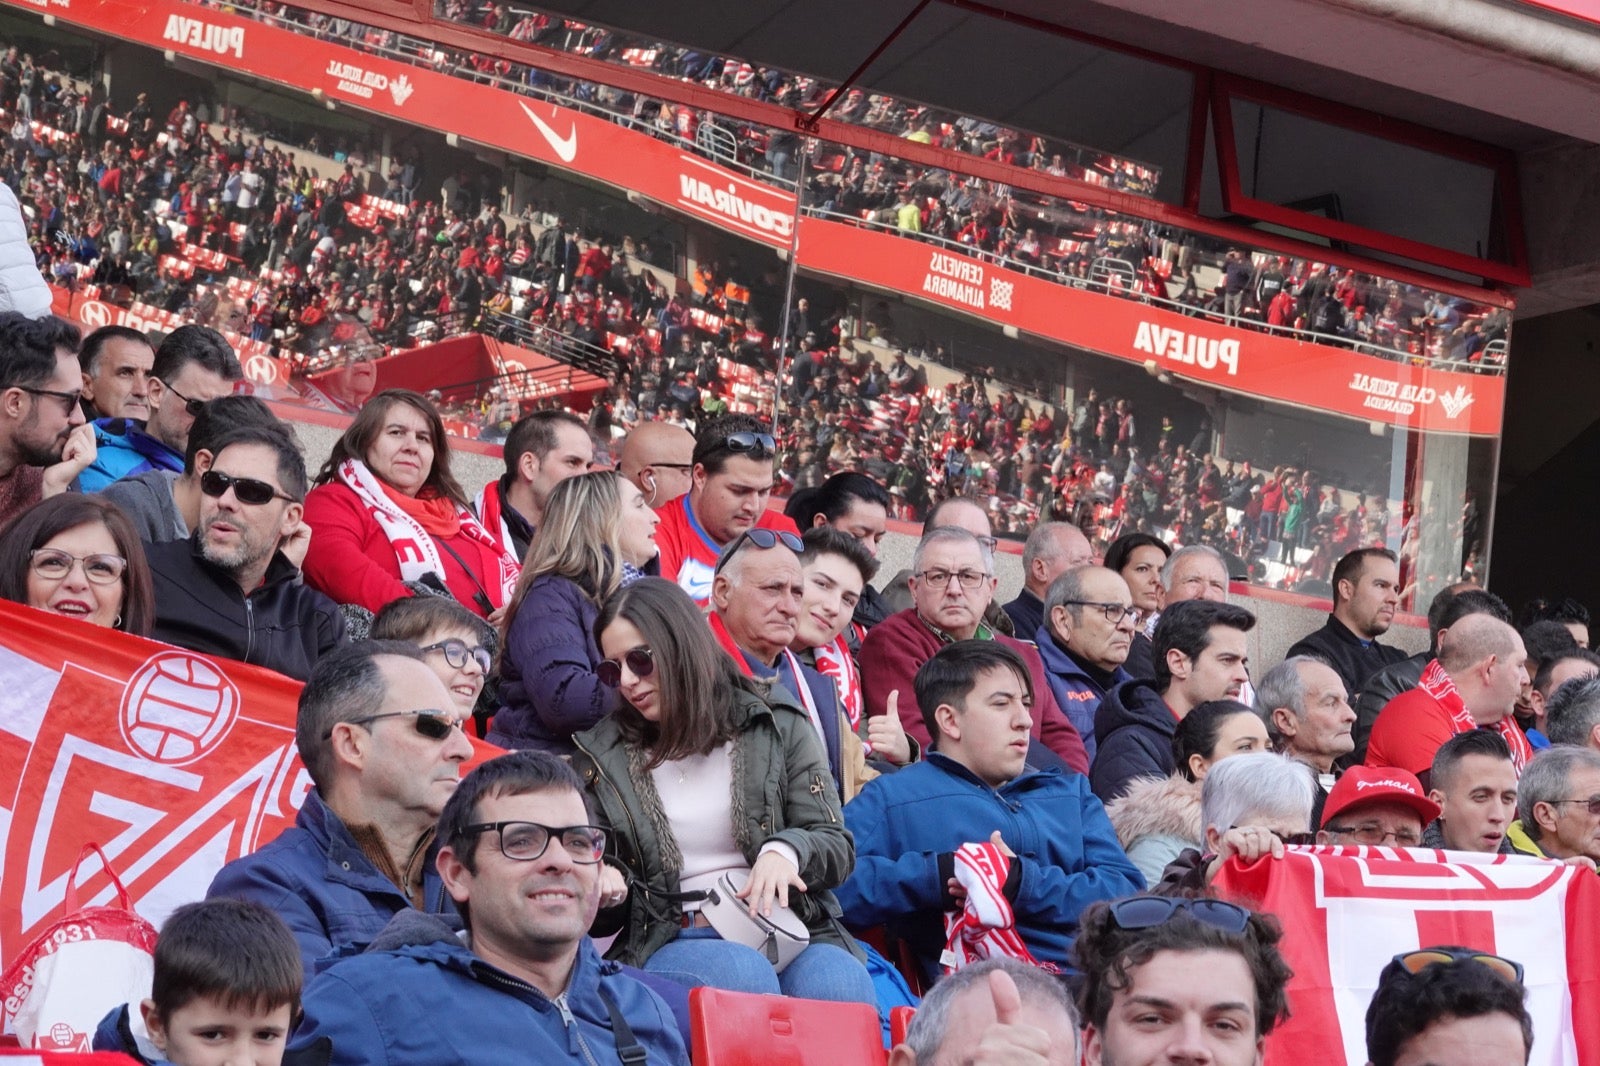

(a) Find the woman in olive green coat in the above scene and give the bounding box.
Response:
[571,577,873,1004]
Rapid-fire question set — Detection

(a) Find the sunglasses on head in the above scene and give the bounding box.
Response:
[597,646,655,688]
[325,709,463,741]
[714,527,804,575]
[201,469,295,505]
[1108,895,1252,935]
[1392,948,1523,985]
[718,431,777,460]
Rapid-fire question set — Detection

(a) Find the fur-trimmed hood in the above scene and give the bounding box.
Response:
[1104,773,1202,850]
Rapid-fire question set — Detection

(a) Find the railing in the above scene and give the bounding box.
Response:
[481,309,620,380]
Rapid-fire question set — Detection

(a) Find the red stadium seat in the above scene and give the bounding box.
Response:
[688,987,886,1065]
[889,1006,915,1046]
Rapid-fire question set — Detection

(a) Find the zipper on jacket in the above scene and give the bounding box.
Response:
[810,772,838,823]
[554,992,602,1066]
[479,969,601,1066]
[243,596,255,664]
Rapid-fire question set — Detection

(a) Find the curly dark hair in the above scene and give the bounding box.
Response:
[1074,895,1294,1040]
[1365,948,1531,1066]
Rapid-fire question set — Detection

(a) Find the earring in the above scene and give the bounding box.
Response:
[114,614,122,629]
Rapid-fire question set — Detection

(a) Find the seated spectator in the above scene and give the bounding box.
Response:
[924,496,1017,639]
[77,325,153,422]
[1318,765,1438,849]
[838,641,1142,980]
[617,419,696,508]
[1545,672,1600,751]
[787,526,911,800]
[1521,593,1592,648]
[289,750,689,1065]
[653,413,799,606]
[1285,547,1408,698]
[784,470,894,630]
[370,595,494,718]
[1155,750,1316,893]
[1160,543,1231,606]
[1003,521,1094,641]
[0,492,154,635]
[491,471,657,752]
[302,389,520,619]
[1074,896,1292,1066]
[1102,532,1170,680]
[575,578,874,1004]
[1035,565,1137,763]
[888,957,1080,1066]
[1507,746,1600,866]
[1108,700,1271,885]
[1515,618,1579,746]
[474,409,594,563]
[1366,615,1530,786]
[1260,655,1354,825]
[1526,644,1600,748]
[1422,730,1518,854]
[1365,948,1532,1066]
[79,325,241,493]
[94,899,302,1066]
[208,641,471,978]
[148,425,346,681]
[0,311,91,526]
[101,395,284,544]
[1092,600,1255,801]
[860,527,1090,774]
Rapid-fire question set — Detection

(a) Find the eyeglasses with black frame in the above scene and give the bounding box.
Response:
[28,548,127,585]
[158,377,207,417]
[16,385,82,415]
[1391,948,1524,986]
[1321,823,1423,846]
[1108,895,1252,934]
[597,646,655,688]
[421,638,492,673]
[1546,796,1600,816]
[1061,600,1140,624]
[200,469,296,506]
[914,567,991,590]
[463,820,607,864]
[323,709,464,741]
[714,527,804,575]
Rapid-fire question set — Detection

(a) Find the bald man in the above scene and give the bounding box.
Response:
[1366,614,1532,789]
[1004,522,1094,641]
[619,421,696,507]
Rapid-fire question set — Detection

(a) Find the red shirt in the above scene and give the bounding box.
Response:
[654,493,799,607]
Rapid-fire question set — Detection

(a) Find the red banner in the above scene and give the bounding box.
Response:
[0,600,496,968]
[1214,847,1600,1065]
[11,0,1501,434]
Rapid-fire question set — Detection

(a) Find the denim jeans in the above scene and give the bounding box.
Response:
[643,926,875,1004]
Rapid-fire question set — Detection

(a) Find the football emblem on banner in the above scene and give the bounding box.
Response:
[118,652,240,764]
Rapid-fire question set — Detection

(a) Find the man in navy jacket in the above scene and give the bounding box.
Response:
[837,641,1143,979]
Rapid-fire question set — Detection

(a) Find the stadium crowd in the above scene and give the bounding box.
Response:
[0,294,1580,1061]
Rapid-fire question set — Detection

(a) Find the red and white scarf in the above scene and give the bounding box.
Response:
[940,841,1055,975]
[708,611,827,747]
[470,478,518,563]
[1418,658,1532,773]
[811,628,863,729]
[336,458,520,608]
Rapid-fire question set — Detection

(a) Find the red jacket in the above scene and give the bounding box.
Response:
[859,609,1091,776]
[301,481,506,618]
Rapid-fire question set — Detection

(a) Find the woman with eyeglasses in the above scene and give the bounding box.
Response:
[0,494,155,635]
[489,471,659,753]
[571,578,874,1006]
[301,389,520,621]
[370,594,495,718]
[1105,699,1271,885]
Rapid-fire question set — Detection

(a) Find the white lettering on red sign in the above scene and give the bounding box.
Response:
[675,174,793,239]
[162,15,245,59]
[921,251,986,311]
[1133,321,1240,375]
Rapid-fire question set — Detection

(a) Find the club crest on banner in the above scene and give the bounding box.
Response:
[119,652,240,765]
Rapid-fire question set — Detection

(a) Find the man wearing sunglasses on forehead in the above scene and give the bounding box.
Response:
[78,324,241,493]
[1366,947,1532,1066]
[1074,895,1293,1066]
[653,413,800,608]
[209,641,474,979]
[146,425,347,682]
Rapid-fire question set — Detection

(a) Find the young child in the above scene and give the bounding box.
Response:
[95,898,302,1066]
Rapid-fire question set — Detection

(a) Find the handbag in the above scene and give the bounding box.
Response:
[1,843,158,1050]
[698,870,811,974]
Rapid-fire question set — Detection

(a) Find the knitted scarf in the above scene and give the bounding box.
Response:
[1417,658,1531,773]
[941,841,1055,975]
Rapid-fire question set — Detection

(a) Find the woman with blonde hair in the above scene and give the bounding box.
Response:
[487,470,659,752]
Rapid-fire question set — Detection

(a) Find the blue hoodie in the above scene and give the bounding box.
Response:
[78,418,182,493]
[1034,622,1132,766]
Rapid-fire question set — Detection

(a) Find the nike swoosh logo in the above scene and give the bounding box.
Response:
[519,101,577,163]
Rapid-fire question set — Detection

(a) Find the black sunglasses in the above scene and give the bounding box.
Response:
[1392,948,1523,986]
[1108,895,1252,934]
[718,431,777,459]
[159,377,207,417]
[17,385,82,414]
[597,646,655,688]
[714,527,804,575]
[324,709,463,741]
[201,469,296,505]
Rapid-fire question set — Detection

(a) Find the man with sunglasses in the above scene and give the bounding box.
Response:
[1074,895,1293,1066]
[146,425,346,682]
[0,310,93,527]
[209,641,474,978]
[79,324,240,492]
[289,749,689,1065]
[1365,948,1532,1066]
[653,413,800,607]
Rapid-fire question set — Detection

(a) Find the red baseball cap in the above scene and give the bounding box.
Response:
[1320,766,1440,829]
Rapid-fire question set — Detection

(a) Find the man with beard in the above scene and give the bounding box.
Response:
[146,424,346,680]
[0,312,94,525]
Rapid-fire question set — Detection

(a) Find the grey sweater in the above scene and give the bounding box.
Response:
[99,468,186,542]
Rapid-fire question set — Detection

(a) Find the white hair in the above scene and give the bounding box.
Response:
[912,526,994,575]
[1200,751,1316,835]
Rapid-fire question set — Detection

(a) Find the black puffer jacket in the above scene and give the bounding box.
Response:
[1091,678,1178,803]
